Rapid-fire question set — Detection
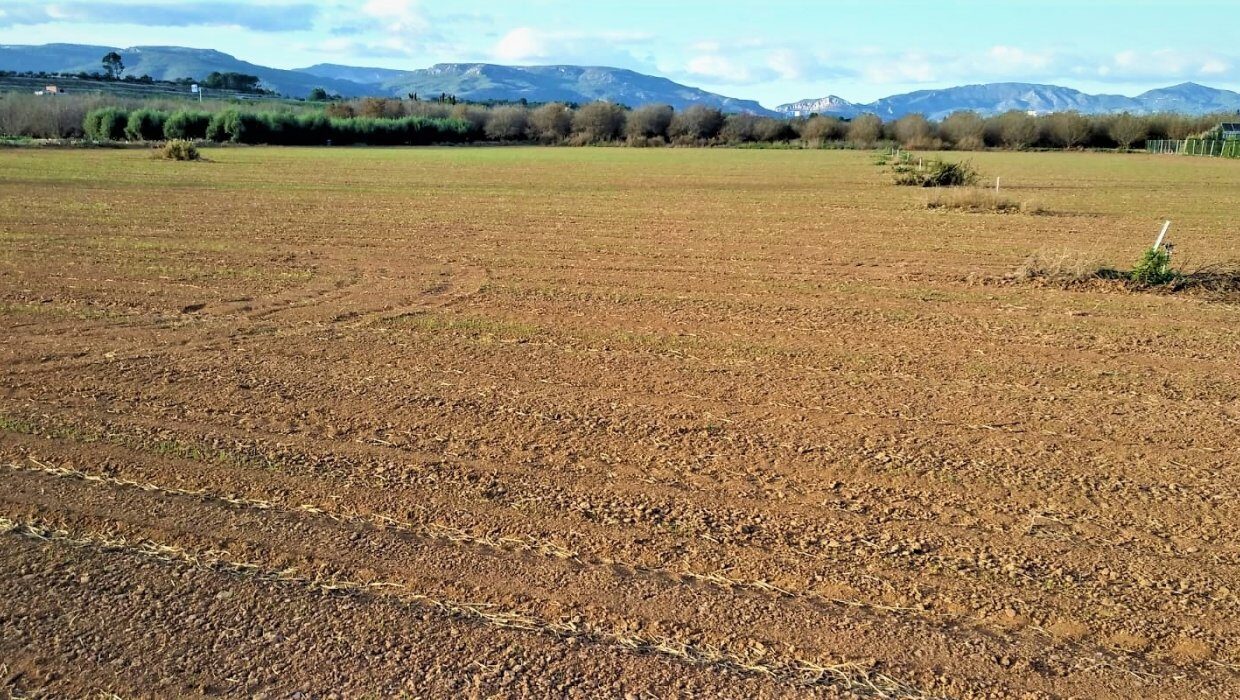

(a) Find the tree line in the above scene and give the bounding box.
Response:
[1,91,1233,149]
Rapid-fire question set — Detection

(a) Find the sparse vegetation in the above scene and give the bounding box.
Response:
[157,139,201,161]
[1015,250,1111,283]
[893,158,979,187]
[927,187,1045,214]
[1130,245,1175,286]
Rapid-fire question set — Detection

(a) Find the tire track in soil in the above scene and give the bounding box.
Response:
[1,447,1231,700]
[0,475,950,699]
[0,532,850,699]
[3,409,1235,650]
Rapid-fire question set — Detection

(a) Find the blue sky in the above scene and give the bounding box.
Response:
[1,0,1236,106]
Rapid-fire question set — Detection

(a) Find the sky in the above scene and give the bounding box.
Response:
[0,0,1237,107]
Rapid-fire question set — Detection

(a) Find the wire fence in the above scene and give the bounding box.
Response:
[1147,139,1240,158]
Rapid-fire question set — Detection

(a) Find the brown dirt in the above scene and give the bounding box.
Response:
[1,147,1237,699]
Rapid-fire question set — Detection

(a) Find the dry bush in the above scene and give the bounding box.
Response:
[1014,250,1108,283]
[483,106,529,141]
[528,102,572,143]
[668,105,724,144]
[571,101,626,143]
[155,139,201,161]
[626,104,673,141]
[927,188,1046,214]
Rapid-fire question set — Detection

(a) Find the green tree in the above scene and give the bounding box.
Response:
[308,87,330,102]
[101,51,124,79]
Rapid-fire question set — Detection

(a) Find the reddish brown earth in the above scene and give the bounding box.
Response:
[0,147,1237,699]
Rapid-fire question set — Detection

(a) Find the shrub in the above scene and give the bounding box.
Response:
[1042,111,1091,149]
[1108,113,1148,151]
[847,114,883,147]
[124,108,167,141]
[83,107,129,141]
[753,117,796,143]
[157,139,201,161]
[668,105,724,143]
[163,110,211,140]
[926,188,1043,213]
[940,111,985,150]
[484,106,530,141]
[1130,247,1175,286]
[894,159,979,187]
[626,104,673,141]
[205,109,243,142]
[798,116,847,146]
[893,114,935,149]
[528,102,573,143]
[571,101,627,143]
[1015,250,1108,283]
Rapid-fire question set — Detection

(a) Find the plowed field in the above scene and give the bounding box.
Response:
[1,147,1237,699]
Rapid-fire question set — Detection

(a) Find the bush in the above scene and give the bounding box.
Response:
[847,114,883,147]
[798,116,847,146]
[1131,247,1175,286]
[926,188,1043,213]
[157,139,201,161]
[484,106,529,141]
[571,101,626,143]
[163,110,211,140]
[626,104,673,141]
[124,108,167,141]
[83,107,129,141]
[894,159,979,187]
[529,102,572,143]
[668,105,724,143]
[1015,250,1108,283]
[940,111,985,150]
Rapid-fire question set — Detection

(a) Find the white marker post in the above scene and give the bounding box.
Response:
[1153,220,1171,250]
[995,176,1001,193]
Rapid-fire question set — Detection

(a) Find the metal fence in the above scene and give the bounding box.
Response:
[1147,139,1240,158]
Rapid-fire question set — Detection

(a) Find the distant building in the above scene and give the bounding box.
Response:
[35,85,63,96]
[1221,123,1240,140]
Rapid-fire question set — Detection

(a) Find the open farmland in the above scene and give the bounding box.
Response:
[0,147,1237,699]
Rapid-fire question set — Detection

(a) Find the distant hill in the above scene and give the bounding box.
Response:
[0,44,377,98]
[325,63,778,115]
[0,44,777,113]
[779,82,1240,120]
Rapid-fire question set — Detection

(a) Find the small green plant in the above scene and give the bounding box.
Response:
[1130,246,1175,286]
[158,139,201,161]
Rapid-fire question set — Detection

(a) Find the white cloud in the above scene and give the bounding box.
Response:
[494,27,547,62]
[360,0,428,35]
[489,26,654,66]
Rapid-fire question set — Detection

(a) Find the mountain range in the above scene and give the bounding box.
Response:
[777,82,1240,120]
[0,43,775,115]
[2,43,1239,119]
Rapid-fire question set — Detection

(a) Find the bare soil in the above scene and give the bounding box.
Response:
[1,147,1237,699]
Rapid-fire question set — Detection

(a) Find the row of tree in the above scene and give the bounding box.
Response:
[35,98,1239,149]
[83,107,472,145]
[283,97,1232,149]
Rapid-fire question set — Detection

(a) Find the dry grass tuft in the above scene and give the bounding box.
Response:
[927,188,1047,215]
[155,139,202,161]
[1013,250,1111,284]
